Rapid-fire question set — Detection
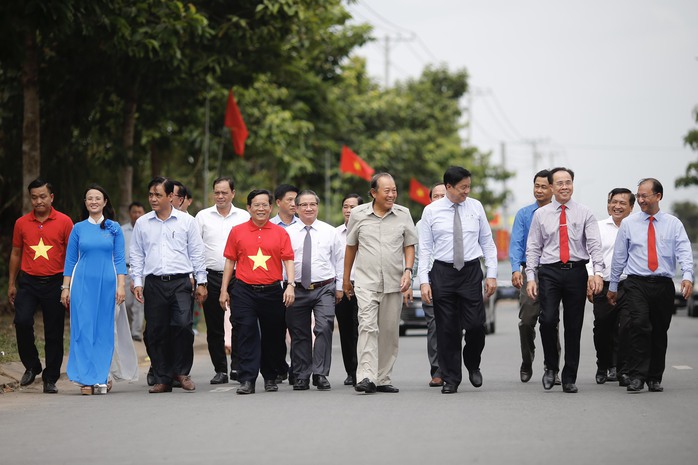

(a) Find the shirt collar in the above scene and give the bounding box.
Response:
[30,207,58,222]
[246,219,272,230]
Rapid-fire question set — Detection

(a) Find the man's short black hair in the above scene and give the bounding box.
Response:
[548,167,574,184]
[148,177,174,195]
[534,170,550,182]
[274,184,299,201]
[638,178,663,197]
[443,166,471,187]
[608,188,636,207]
[27,177,52,194]
[247,189,273,206]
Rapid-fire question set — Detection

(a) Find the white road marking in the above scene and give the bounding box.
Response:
[672,365,693,370]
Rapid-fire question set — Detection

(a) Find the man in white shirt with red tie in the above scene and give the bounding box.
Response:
[608,178,693,393]
[526,167,604,393]
[286,190,343,391]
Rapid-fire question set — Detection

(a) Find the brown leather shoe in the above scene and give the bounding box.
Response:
[175,375,196,392]
[429,377,444,387]
[149,383,173,394]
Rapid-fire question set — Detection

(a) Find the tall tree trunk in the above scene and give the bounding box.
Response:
[118,84,137,223]
[21,28,40,213]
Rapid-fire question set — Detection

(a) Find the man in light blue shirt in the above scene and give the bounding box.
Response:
[608,178,693,393]
[131,177,207,394]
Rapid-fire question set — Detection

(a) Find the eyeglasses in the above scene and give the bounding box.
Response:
[251,203,270,209]
[554,180,573,188]
[298,202,318,209]
[635,193,656,201]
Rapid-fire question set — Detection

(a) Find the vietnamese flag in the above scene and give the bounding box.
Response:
[224,89,248,157]
[339,145,374,181]
[409,178,431,206]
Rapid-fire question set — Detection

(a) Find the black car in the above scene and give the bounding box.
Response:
[399,276,496,336]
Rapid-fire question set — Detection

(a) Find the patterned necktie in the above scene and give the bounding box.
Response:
[559,205,569,263]
[648,216,658,272]
[453,203,464,270]
[302,225,312,288]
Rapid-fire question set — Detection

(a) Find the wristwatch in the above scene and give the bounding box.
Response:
[60,285,70,291]
[404,268,413,273]
[288,282,296,288]
[197,283,207,288]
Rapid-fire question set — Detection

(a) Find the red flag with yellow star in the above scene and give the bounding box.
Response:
[339,145,374,181]
[409,178,431,206]
[224,89,248,157]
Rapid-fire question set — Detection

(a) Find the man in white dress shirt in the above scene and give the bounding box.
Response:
[131,177,208,393]
[419,166,497,394]
[195,177,250,385]
[121,201,146,340]
[586,188,634,385]
[285,190,343,391]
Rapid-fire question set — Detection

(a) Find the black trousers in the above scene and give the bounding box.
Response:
[592,281,620,371]
[202,270,239,374]
[621,275,674,382]
[143,275,194,385]
[430,260,486,387]
[538,263,587,384]
[13,272,65,383]
[230,281,286,383]
[335,293,358,379]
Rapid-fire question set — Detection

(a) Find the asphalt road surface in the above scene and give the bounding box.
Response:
[2,300,698,465]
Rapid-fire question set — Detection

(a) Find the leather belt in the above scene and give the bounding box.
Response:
[148,273,189,281]
[23,272,62,283]
[291,278,335,291]
[206,269,224,276]
[627,274,671,283]
[540,260,588,270]
[237,280,281,291]
[434,258,479,268]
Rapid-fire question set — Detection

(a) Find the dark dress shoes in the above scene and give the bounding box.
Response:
[293,378,310,391]
[275,371,287,384]
[287,373,296,385]
[230,370,239,382]
[607,367,618,382]
[354,378,377,394]
[20,367,41,386]
[43,381,58,394]
[595,369,608,384]
[520,364,532,383]
[264,379,278,392]
[376,384,399,393]
[627,378,645,392]
[429,377,444,387]
[210,372,229,384]
[542,369,555,390]
[618,373,630,387]
[441,383,458,394]
[236,381,255,394]
[344,375,355,386]
[146,367,155,387]
[149,383,173,394]
[468,369,483,388]
[562,383,578,393]
[647,380,663,392]
[313,375,331,391]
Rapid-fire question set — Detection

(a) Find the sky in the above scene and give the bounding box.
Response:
[346,0,698,222]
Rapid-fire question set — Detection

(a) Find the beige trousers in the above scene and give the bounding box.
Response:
[354,287,401,386]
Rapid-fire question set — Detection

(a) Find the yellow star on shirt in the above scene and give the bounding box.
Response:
[248,247,271,271]
[30,238,53,260]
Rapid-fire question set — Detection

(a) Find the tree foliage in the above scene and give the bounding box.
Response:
[676,105,698,188]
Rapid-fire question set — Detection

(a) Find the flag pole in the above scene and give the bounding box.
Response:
[324,150,331,223]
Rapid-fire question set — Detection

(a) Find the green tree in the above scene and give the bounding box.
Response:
[676,105,698,188]
[671,201,698,243]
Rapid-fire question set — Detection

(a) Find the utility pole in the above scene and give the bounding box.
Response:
[463,87,489,146]
[382,34,414,88]
[501,141,509,228]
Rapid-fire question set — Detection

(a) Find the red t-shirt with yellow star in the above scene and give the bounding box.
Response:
[12,207,74,276]
[224,219,293,285]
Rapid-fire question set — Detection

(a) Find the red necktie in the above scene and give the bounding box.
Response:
[559,205,569,263]
[648,216,658,271]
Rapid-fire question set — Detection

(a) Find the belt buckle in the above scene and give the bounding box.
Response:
[560,263,572,270]
[161,275,173,281]
[307,283,316,290]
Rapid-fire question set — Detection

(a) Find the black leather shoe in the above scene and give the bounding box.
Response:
[562,383,578,393]
[312,375,331,391]
[210,372,229,384]
[520,364,532,383]
[595,369,608,384]
[275,371,288,384]
[618,373,630,387]
[354,377,377,393]
[230,370,239,382]
[468,369,482,388]
[43,381,58,394]
[542,369,555,390]
[441,383,458,394]
[236,381,255,394]
[376,384,399,393]
[288,373,296,385]
[344,375,355,386]
[647,380,663,392]
[264,379,278,392]
[146,367,155,387]
[627,378,645,392]
[20,367,42,386]
[293,378,310,391]
[607,367,618,382]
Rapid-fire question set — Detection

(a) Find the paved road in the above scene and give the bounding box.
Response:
[2,300,698,465]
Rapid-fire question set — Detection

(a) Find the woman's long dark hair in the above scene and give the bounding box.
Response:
[80,184,115,229]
